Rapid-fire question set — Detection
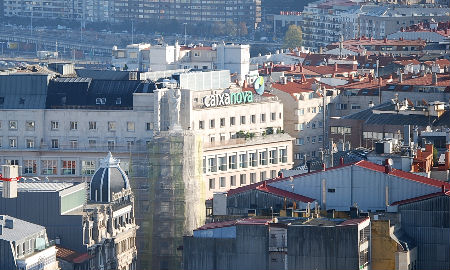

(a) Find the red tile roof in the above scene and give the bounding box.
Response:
[390,191,450,206]
[396,73,450,87]
[354,160,450,189]
[424,59,450,67]
[394,59,421,66]
[333,38,426,47]
[271,80,316,95]
[194,218,271,231]
[338,77,385,90]
[57,246,93,264]
[303,65,356,76]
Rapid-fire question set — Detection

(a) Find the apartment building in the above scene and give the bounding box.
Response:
[358,7,450,39]
[0,215,59,270]
[299,2,449,51]
[270,76,337,165]
[112,42,250,81]
[3,0,261,29]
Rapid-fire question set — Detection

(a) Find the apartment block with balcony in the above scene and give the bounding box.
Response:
[0,215,59,270]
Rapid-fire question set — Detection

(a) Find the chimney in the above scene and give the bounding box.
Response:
[399,72,403,83]
[306,161,311,173]
[301,74,307,83]
[278,171,284,178]
[300,64,304,73]
[379,77,383,86]
[339,156,344,166]
[383,37,387,43]
[243,80,248,88]
[281,76,287,84]
[432,73,438,85]
[262,180,267,188]
[289,76,294,83]
[322,163,326,171]
[1,165,19,199]
[334,63,338,72]
[5,219,14,229]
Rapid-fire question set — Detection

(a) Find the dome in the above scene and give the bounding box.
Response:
[89,153,130,203]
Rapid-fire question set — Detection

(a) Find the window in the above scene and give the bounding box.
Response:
[62,160,76,175]
[260,171,267,181]
[318,136,323,143]
[51,121,59,130]
[271,112,276,121]
[240,116,246,125]
[81,161,96,175]
[96,98,106,105]
[250,115,256,124]
[271,170,277,179]
[116,98,122,105]
[331,126,351,134]
[260,113,266,123]
[230,175,236,186]
[146,122,153,131]
[108,121,116,131]
[296,138,304,145]
[269,149,277,164]
[89,121,97,130]
[239,153,247,168]
[295,123,304,131]
[0,121,2,129]
[42,160,57,175]
[296,108,305,116]
[249,152,257,167]
[220,118,225,127]
[250,173,256,184]
[319,121,323,128]
[51,139,59,149]
[219,177,226,188]
[70,140,78,149]
[207,157,216,172]
[312,136,316,144]
[88,139,96,148]
[328,188,336,193]
[220,134,226,141]
[5,160,18,165]
[9,120,17,130]
[259,150,267,166]
[25,121,35,131]
[199,121,204,129]
[336,103,348,110]
[230,117,235,126]
[306,122,310,129]
[9,137,17,148]
[127,140,135,150]
[351,104,361,110]
[0,137,2,148]
[70,121,78,130]
[240,174,247,185]
[228,154,237,169]
[127,122,135,132]
[23,160,37,174]
[279,148,287,163]
[218,156,227,171]
[209,178,215,190]
[209,119,215,128]
[26,138,34,149]
[107,140,115,151]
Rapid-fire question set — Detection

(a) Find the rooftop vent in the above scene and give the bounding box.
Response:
[5,218,13,229]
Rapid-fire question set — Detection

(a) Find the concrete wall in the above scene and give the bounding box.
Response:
[287,225,359,270]
[371,220,397,270]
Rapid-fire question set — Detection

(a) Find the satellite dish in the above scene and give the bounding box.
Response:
[253,76,265,95]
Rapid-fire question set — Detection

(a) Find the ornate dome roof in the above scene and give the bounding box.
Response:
[89,153,130,203]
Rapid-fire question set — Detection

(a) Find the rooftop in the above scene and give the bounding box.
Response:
[0,182,75,193]
[0,215,45,242]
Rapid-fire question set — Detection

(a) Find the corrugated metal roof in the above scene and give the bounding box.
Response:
[0,74,50,109]
[0,182,74,192]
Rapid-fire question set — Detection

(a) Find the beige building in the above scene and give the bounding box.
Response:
[271,76,337,165]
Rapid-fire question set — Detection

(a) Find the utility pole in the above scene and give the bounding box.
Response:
[183,23,187,45]
[131,20,134,44]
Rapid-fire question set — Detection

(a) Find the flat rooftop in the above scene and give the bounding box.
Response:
[0,182,75,192]
[0,215,44,242]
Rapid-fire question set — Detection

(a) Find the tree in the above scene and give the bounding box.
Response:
[283,24,302,49]
[239,22,248,36]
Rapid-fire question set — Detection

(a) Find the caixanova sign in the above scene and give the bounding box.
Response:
[203,91,254,107]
